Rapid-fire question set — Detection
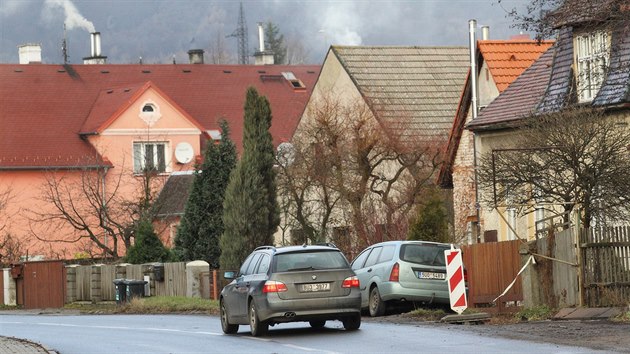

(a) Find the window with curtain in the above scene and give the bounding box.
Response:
[133,142,167,174]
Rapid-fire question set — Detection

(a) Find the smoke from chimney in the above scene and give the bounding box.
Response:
[45,0,95,33]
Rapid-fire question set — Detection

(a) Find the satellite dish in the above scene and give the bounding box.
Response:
[175,142,194,164]
[276,142,295,167]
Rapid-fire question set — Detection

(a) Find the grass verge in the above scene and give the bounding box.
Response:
[612,306,630,322]
[64,296,219,315]
[402,307,448,321]
[515,305,554,321]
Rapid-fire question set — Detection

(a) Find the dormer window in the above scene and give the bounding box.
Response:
[574,30,610,102]
[142,104,155,112]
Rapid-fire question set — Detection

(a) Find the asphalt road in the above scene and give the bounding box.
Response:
[0,314,601,354]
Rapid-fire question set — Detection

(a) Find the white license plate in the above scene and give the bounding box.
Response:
[417,272,445,280]
[299,283,331,292]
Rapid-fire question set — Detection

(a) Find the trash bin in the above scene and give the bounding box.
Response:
[113,279,127,305]
[124,279,147,301]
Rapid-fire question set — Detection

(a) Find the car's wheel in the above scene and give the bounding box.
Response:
[342,313,361,331]
[248,300,268,337]
[369,286,386,317]
[309,320,326,329]
[220,298,238,334]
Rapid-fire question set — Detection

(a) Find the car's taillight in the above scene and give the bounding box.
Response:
[263,280,288,293]
[342,276,360,288]
[389,262,400,282]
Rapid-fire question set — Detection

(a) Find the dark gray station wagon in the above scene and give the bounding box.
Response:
[220,244,362,336]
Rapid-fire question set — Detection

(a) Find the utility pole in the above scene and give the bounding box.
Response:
[228,2,249,64]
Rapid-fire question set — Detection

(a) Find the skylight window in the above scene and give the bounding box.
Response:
[281,71,305,89]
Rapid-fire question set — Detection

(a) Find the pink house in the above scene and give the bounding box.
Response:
[0,62,319,261]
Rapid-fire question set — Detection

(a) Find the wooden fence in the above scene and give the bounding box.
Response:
[462,240,523,312]
[535,227,579,307]
[68,262,225,302]
[580,226,630,307]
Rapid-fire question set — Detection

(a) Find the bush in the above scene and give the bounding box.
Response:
[126,218,170,264]
[516,305,554,321]
[407,190,449,243]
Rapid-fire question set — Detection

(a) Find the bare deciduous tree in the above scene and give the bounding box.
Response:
[0,186,24,265]
[278,94,445,255]
[208,28,234,64]
[501,0,628,40]
[478,107,630,229]
[285,34,311,65]
[27,155,168,259]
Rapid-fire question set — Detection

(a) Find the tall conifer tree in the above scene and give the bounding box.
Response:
[220,88,279,269]
[174,121,236,267]
[264,22,287,65]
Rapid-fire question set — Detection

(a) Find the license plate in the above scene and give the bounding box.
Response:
[299,283,331,292]
[417,272,445,280]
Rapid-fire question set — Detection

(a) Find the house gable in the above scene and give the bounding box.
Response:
[93,82,205,134]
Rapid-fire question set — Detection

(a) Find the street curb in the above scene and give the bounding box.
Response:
[1,336,59,354]
[441,312,491,324]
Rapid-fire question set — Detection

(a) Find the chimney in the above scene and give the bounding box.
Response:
[254,23,274,65]
[18,44,42,64]
[83,32,107,64]
[469,20,479,120]
[258,23,265,52]
[187,49,205,64]
[481,26,490,41]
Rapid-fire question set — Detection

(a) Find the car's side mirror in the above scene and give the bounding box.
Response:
[224,271,236,280]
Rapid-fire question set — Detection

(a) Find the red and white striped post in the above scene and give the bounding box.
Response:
[445,247,467,315]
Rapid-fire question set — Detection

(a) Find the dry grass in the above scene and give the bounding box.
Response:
[64,296,219,315]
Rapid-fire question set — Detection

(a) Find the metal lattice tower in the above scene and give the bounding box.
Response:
[228,2,249,64]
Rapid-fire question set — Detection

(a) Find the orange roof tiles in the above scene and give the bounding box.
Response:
[478,40,554,92]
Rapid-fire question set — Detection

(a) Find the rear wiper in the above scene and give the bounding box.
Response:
[288,266,317,271]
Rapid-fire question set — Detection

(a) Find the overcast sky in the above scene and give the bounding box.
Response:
[0,0,530,65]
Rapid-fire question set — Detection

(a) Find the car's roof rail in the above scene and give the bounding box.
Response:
[314,242,337,248]
[254,245,276,251]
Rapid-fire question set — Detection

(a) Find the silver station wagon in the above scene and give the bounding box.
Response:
[220,244,362,336]
[351,240,455,316]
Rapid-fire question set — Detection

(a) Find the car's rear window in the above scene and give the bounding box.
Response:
[400,244,450,266]
[274,251,349,272]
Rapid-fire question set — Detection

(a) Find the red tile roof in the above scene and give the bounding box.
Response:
[437,40,554,187]
[478,40,554,92]
[467,47,555,131]
[0,64,320,169]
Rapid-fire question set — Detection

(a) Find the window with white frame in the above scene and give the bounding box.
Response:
[133,142,168,174]
[575,30,610,102]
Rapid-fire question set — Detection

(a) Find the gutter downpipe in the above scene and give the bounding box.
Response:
[469,19,482,243]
